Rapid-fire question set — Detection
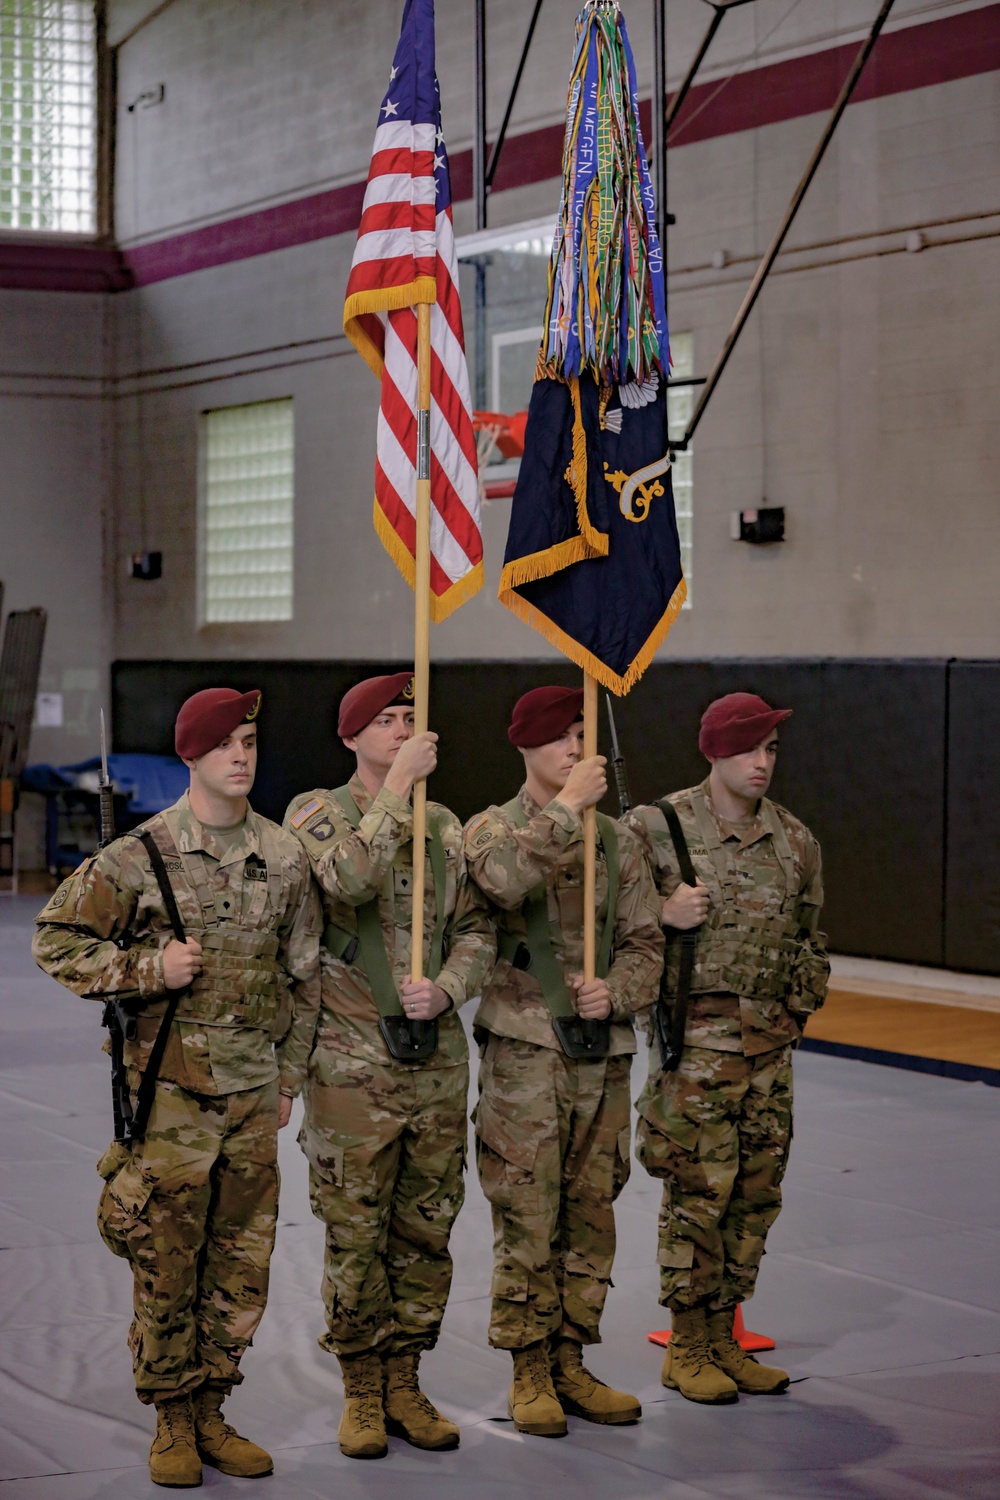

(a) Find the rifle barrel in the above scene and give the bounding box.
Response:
[604,695,632,816]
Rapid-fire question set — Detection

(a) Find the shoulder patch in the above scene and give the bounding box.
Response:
[464,811,505,855]
[304,815,335,842]
[290,797,324,830]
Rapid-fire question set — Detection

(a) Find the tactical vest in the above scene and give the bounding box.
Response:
[661,793,802,1003]
[495,797,619,983]
[138,807,287,1032]
[318,785,449,1063]
[319,785,449,991]
[493,798,620,1061]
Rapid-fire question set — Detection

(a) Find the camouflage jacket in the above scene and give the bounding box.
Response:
[278,773,496,1080]
[625,778,828,1055]
[464,784,663,1055]
[32,792,321,1096]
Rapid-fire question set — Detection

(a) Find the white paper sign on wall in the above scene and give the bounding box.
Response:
[36,693,64,728]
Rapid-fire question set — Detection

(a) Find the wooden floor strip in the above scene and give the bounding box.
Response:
[804,989,1000,1073]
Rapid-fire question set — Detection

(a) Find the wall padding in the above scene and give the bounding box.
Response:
[114,657,970,971]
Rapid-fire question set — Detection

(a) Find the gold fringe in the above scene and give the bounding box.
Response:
[433,561,485,621]
[373,500,485,624]
[566,377,608,553]
[520,371,611,565]
[497,571,689,696]
[498,536,597,592]
[344,279,438,379]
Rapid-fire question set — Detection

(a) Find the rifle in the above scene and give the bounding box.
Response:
[98,713,188,1143]
[605,694,632,816]
[652,800,697,1074]
[96,713,138,1144]
[604,697,691,1073]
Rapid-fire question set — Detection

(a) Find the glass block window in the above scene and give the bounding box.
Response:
[201,400,294,624]
[0,0,97,233]
[668,332,694,606]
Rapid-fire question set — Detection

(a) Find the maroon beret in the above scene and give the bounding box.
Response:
[699,692,792,759]
[175,688,262,761]
[338,672,415,740]
[508,686,585,749]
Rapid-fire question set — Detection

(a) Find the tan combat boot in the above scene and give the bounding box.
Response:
[508,1339,567,1437]
[706,1307,790,1394]
[193,1385,273,1476]
[661,1306,739,1405]
[551,1338,641,1425]
[149,1394,202,1487]
[337,1351,388,1459]
[383,1352,460,1450]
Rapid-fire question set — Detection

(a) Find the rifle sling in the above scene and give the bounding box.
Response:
[655,799,697,1071]
[128,829,188,1141]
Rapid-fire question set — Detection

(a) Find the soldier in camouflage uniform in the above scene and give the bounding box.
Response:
[32,688,321,1487]
[279,672,495,1460]
[464,686,663,1438]
[625,692,829,1405]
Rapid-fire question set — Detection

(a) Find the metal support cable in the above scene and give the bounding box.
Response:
[485,0,544,191]
[680,0,897,449]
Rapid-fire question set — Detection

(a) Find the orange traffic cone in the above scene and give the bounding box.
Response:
[647,1303,776,1352]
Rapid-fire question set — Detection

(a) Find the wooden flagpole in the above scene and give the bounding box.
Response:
[582,669,598,982]
[410,301,433,984]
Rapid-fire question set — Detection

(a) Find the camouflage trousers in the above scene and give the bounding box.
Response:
[474,1034,632,1349]
[96,1077,279,1403]
[636,1043,794,1311]
[300,1048,468,1358]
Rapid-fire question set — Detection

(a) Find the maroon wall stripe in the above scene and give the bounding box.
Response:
[663,3,1000,146]
[0,240,131,293]
[3,5,998,294]
[122,180,366,287]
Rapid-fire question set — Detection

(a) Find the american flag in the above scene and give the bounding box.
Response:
[343,0,483,621]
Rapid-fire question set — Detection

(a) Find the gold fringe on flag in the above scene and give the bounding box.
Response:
[344,278,438,378]
[374,500,485,624]
[497,568,687,697]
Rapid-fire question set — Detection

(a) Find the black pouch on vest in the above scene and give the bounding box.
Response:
[550,1015,611,1060]
[378,1014,439,1062]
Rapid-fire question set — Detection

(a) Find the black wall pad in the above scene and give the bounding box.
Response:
[600,659,948,968]
[945,661,1000,972]
[113,657,957,970]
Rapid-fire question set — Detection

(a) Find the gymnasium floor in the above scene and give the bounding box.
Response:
[2,894,998,1499]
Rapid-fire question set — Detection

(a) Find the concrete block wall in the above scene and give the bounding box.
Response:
[0,291,112,765]
[106,0,1000,664]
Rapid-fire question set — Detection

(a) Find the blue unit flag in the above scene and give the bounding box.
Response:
[498,1,686,694]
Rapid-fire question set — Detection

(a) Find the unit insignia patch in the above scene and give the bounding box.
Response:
[290,798,323,829]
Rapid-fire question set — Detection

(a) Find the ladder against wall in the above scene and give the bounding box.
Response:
[0,605,48,893]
